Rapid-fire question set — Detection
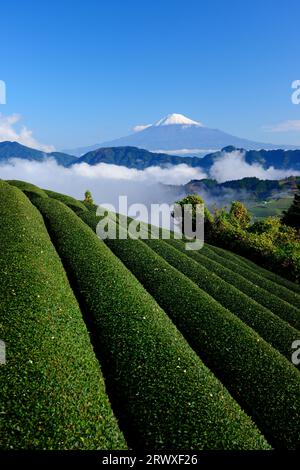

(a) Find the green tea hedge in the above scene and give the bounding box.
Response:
[44,189,88,213]
[7,179,48,199]
[208,243,300,295]
[101,235,300,449]
[0,182,126,450]
[145,238,299,361]
[32,196,270,450]
[165,239,300,332]
[200,244,300,315]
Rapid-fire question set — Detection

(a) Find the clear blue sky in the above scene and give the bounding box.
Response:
[1,0,300,149]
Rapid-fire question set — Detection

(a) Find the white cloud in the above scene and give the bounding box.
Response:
[263,120,300,133]
[0,158,206,210]
[210,150,300,182]
[0,151,298,212]
[0,113,55,152]
[133,124,152,132]
[72,161,207,185]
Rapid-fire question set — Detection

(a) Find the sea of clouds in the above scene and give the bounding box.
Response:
[0,150,299,210]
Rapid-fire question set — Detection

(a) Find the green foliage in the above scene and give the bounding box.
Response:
[32,196,270,450]
[6,179,48,199]
[207,202,300,283]
[0,182,126,450]
[249,217,283,235]
[84,190,94,206]
[282,184,300,230]
[174,194,213,235]
[100,235,300,449]
[44,189,88,213]
[229,201,252,228]
[205,242,300,295]
[3,181,299,450]
[203,244,300,313]
[201,243,300,329]
[152,238,300,361]
[249,217,298,244]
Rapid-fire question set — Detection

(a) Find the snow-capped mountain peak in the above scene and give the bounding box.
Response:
[154,113,203,127]
[65,113,294,157]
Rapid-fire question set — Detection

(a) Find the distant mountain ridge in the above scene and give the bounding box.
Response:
[0,141,77,167]
[65,113,297,157]
[180,176,300,201]
[1,141,300,175]
[76,145,300,172]
[75,146,204,169]
[195,146,300,171]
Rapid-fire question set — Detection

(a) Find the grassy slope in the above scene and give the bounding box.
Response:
[0,182,126,450]
[31,196,270,450]
[249,197,292,219]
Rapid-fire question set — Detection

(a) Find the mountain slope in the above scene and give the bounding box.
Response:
[199,146,300,171]
[167,176,300,219]
[181,176,300,201]
[0,141,77,167]
[1,141,299,176]
[76,145,300,173]
[76,146,205,169]
[66,113,296,156]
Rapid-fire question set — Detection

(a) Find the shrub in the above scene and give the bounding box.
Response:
[44,189,88,213]
[100,234,300,449]
[183,240,300,331]
[207,202,300,282]
[229,201,252,228]
[84,190,94,206]
[202,244,300,315]
[206,242,300,295]
[0,182,126,450]
[32,196,270,450]
[6,179,48,199]
[147,238,300,362]
[173,194,213,234]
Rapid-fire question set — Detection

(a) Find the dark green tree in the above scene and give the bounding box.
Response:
[173,194,213,235]
[282,185,300,230]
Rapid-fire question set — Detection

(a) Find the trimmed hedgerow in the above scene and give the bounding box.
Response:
[163,239,300,332]
[99,235,300,449]
[6,179,49,199]
[91,213,300,332]
[73,208,300,350]
[200,244,300,314]
[75,206,300,324]
[32,196,270,450]
[207,243,300,295]
[78,206,102,228]
[144,238,299,361]
[44,189,88,213]
[0,182,126,450]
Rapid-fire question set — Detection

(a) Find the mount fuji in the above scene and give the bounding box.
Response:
[65,113,296,157]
